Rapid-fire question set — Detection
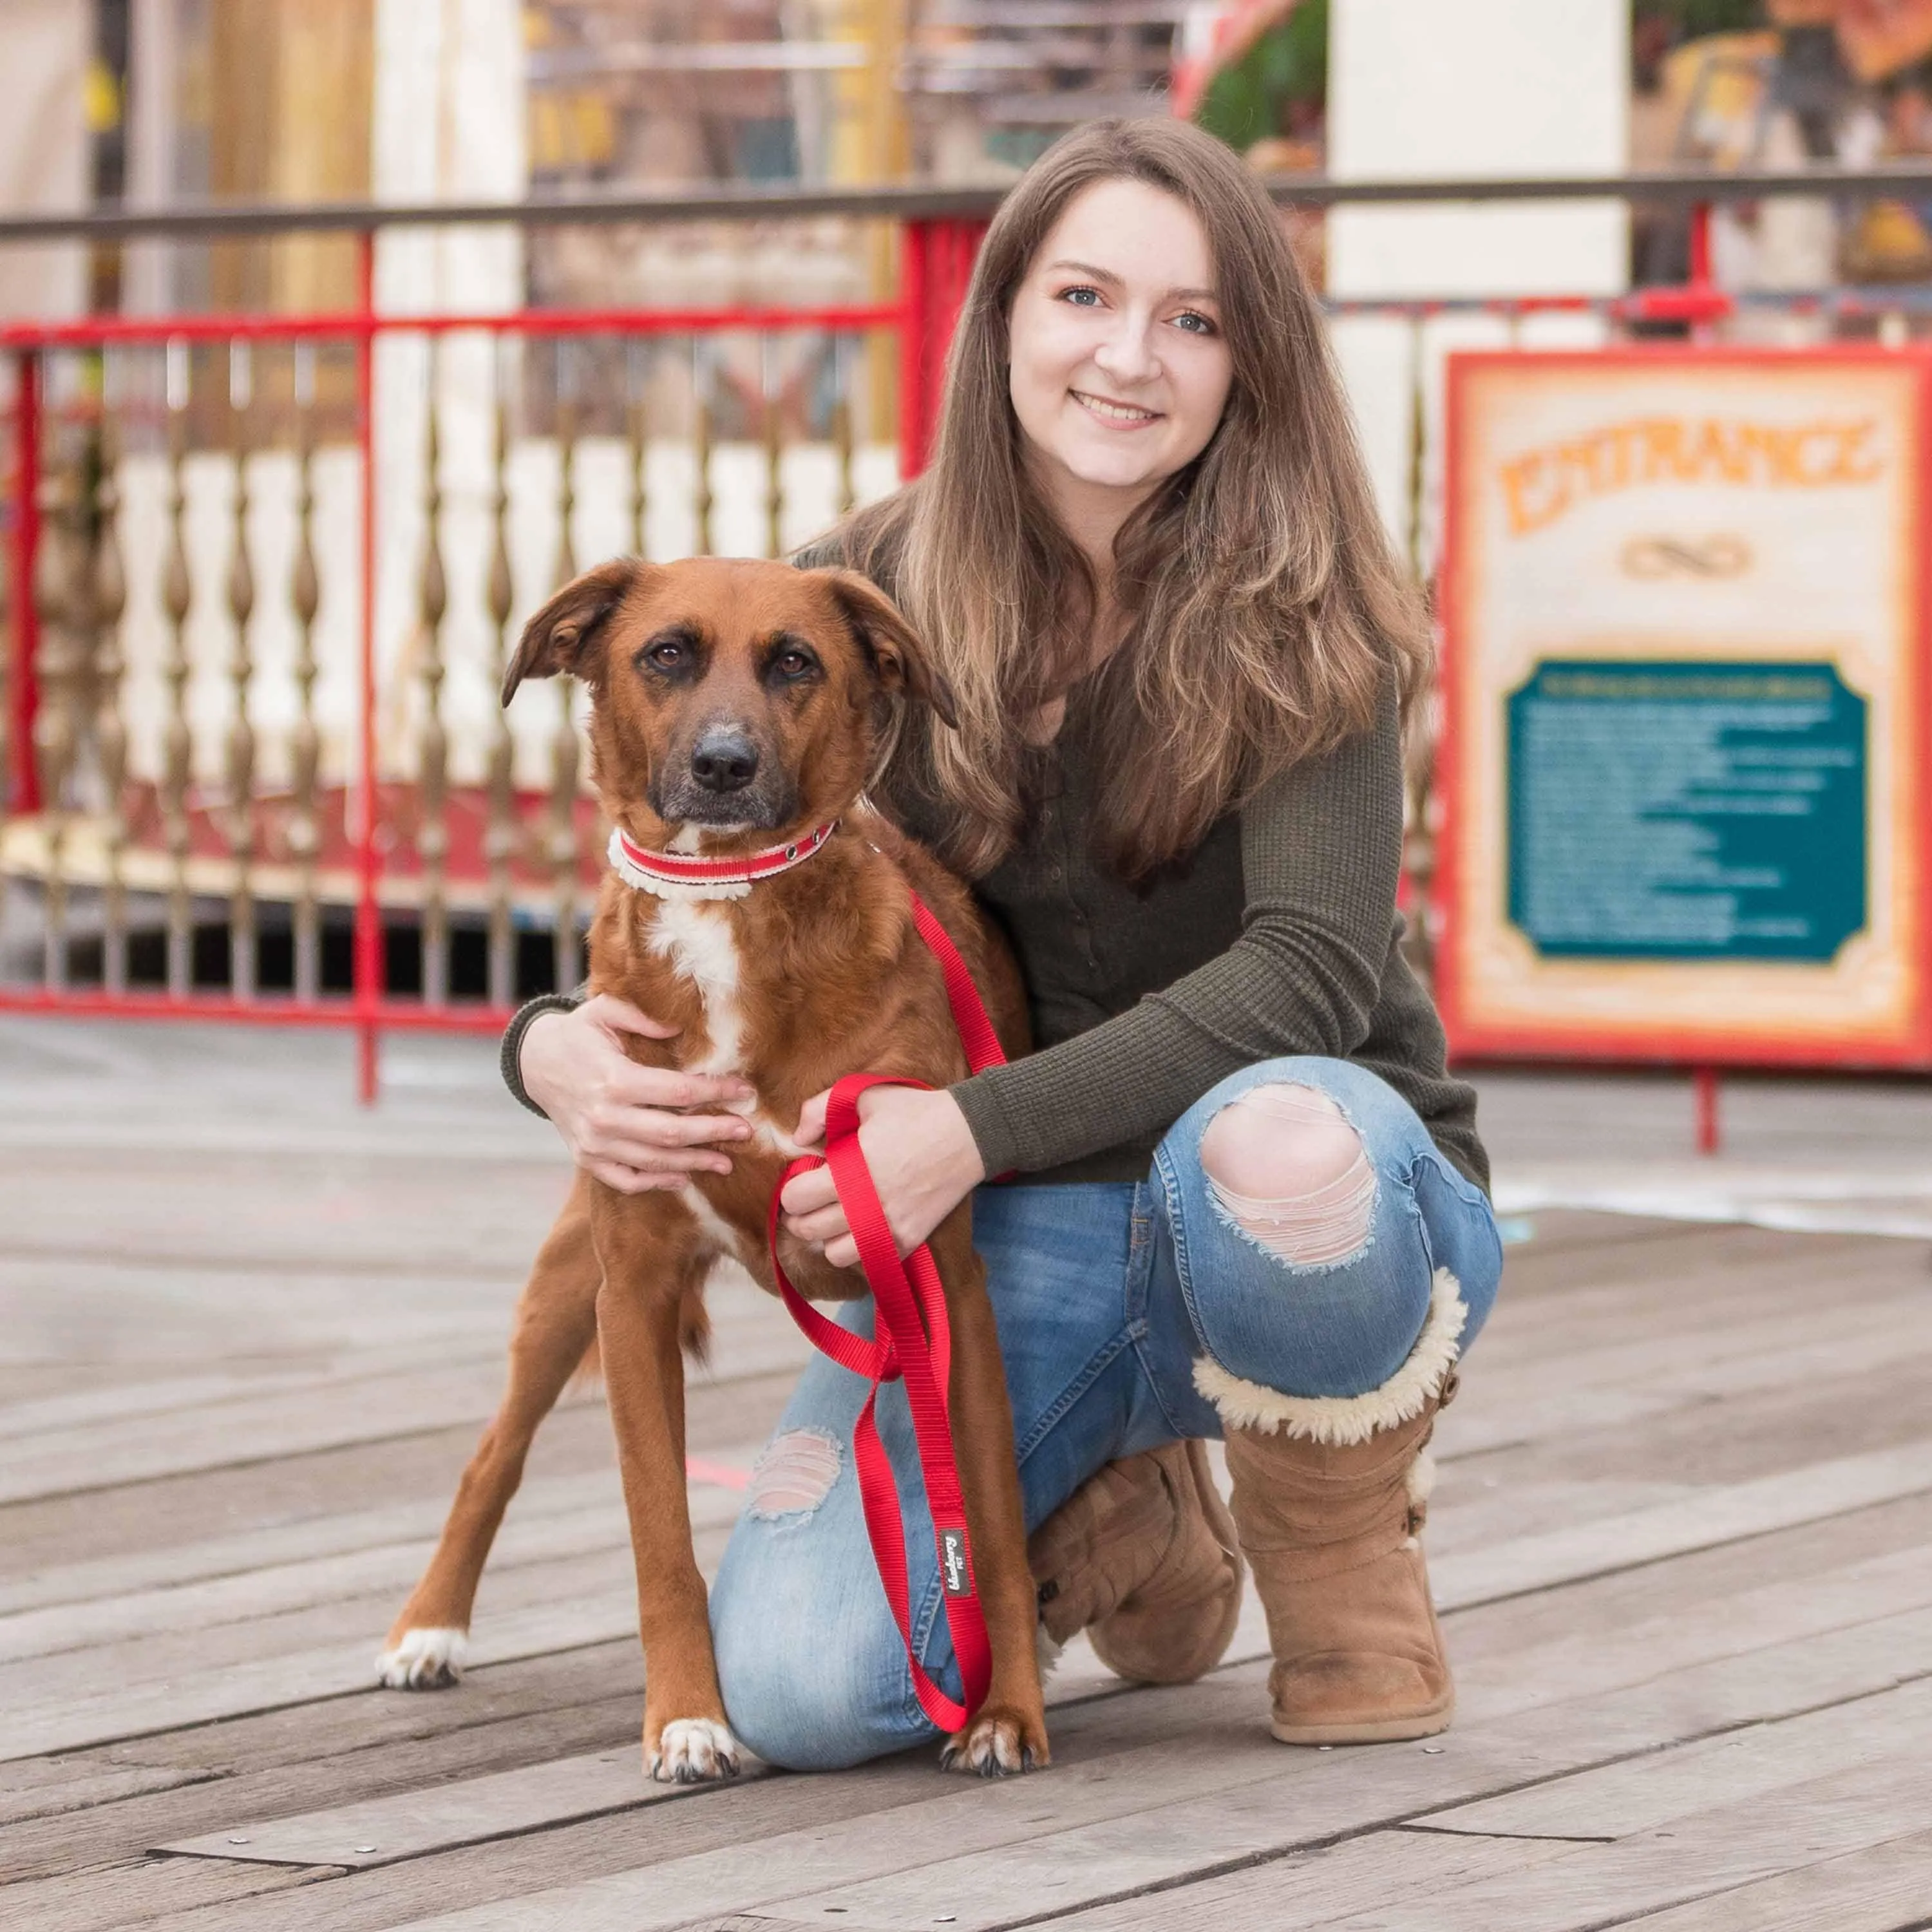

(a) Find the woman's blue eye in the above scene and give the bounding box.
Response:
[1058,285,1103,306]
[1174,311,1217,335]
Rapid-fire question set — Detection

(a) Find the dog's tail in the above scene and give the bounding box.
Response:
[566,1337,603,1397]
[679,1291,712,1367]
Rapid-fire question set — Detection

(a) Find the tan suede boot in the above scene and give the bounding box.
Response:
[1028,1441,1245,1684]
[1199,1268,1468,1745]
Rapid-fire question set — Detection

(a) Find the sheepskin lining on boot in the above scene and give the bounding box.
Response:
[1191,1267,1467,1446]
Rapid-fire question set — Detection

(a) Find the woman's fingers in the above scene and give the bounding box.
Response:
[580,1103,750,1152]
[779,1163,838,1217]
[587,1139,737,1177]
[587,1160,693,1196]
[782,1202,850,1245]
[606,1063,755,1111]
[583,992,680,1040]
[779,1162,850,1255]
[793,1088,831,1146]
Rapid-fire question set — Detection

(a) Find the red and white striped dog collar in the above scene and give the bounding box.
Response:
[606,819,839,901]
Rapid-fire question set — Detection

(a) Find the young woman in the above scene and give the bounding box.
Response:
[505,118,1502,1770]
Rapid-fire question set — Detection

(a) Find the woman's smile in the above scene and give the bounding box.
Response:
[1070,389,1164,426]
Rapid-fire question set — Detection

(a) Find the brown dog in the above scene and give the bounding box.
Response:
[376,555,1048,1782]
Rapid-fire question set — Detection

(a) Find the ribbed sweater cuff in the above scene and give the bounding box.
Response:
[500,992,585,1117]
[949,1068,1030,1182]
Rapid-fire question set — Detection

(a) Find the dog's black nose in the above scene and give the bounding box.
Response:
[690,729,759,793]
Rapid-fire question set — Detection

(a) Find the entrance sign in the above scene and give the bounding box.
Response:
[1437,350,1932,1066]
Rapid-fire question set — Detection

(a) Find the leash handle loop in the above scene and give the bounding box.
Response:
[765,889,1007,1733]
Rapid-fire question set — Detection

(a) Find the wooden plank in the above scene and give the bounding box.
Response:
[0,1499,624,1667]
[1455,1537,1932,1725]
[1609,1826,1932,1931]
[0,1448,744,1663]
[0,1337,804,1515]
[1435,1291,1932,1459]
[1431,1439,1932,1609]
[0,1364,782,1589]
[0,1369,294,1442]
[0,1468,617,1620]
[160,1748,773,1870]
[0,1855,322,1927]
[1025,1830,1575,1930]
[0,1674,646,1884]
[1312,1754,1932,1931]
[0,1515,733,1763]
[1415,1676,1932,1840]
[0,1477,742,1692]
[0,1758,223,1830]
[0,1325,804,1507]
[0,1361,541,1506]
[0,1585,643,1766]
[370,1602,1932,1932]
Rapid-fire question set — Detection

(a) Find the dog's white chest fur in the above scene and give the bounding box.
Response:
[647,900,805,1163]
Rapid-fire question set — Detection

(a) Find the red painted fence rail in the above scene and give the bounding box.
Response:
[0,216,987,1097]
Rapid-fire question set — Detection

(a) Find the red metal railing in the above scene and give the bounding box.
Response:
[0,216,989,1095]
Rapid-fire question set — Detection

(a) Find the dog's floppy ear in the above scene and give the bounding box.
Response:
[502,560,647,706]
[819,568,960,731]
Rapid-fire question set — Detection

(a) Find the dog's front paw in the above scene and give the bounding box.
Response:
[375,1626,469,1690]
[648,1717,742,1784]
[940,1703,1050,1777]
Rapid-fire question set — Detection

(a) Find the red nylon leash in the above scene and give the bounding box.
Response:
[767,886,1007,1733]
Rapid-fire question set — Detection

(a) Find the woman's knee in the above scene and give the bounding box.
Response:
[1197,1080,1376,1267]
[712,1566,898,1770]
[710,1434,928,1772]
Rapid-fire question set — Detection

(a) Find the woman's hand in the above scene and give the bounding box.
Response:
[520,994,755,1194]
[778,1084,987,1270]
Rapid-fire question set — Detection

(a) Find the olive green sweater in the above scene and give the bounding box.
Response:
[893,693,1484,1193]
[503,547,1488,1197]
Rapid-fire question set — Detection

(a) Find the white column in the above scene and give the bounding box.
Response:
[0,0,88,322]
[370,0,527,786]
[1327,0,1629,299]
[1325,0,1629,567]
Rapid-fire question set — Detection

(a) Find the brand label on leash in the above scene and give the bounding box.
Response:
[939,1528,973,1597]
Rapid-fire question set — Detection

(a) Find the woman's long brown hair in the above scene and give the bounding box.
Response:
[835,117,1431,882]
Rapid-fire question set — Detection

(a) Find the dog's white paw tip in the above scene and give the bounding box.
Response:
[375,1627,469,1690]
[940,1711,1045,1778]
[649,1718,741,1784]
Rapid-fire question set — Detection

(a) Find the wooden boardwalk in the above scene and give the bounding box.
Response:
[6,1018,1932,1931]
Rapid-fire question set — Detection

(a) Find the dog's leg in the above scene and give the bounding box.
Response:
[377,1179,600,1689]
[595,1215,739,1784]
[929,1214,1051,1776]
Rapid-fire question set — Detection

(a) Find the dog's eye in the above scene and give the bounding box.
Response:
[647,640,686,670]
[773,649,815,679]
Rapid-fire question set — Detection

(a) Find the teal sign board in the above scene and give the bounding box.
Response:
[1506,660,1867,962]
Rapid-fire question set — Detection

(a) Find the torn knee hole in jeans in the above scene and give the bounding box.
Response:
[746,1428,842,1520]
[1201,1083,1377,1267]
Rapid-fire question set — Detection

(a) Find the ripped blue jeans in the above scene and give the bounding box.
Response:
[708,1055,1503,1770]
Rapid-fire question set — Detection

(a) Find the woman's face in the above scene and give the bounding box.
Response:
[1007,178,1235,511]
